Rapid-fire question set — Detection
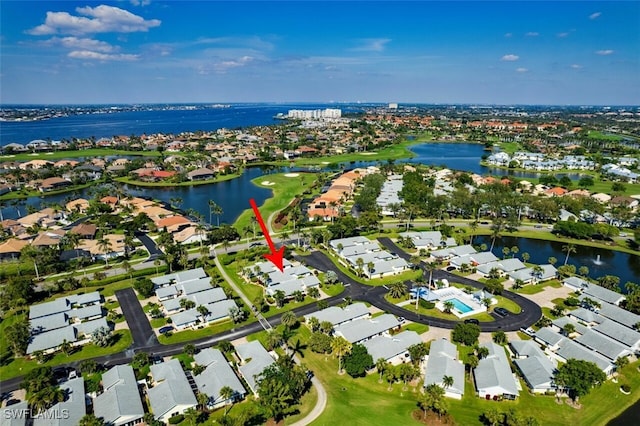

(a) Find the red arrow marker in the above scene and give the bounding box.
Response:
[249,198,284,272]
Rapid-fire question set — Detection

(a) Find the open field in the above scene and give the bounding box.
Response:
[233,172,318,232]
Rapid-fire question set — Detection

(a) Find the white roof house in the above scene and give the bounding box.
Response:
[334,314,401,344]
[1,400,28,426]
[330,237,409,279]
[151,267,208,287]
[575,329,631,361]
[193,348,246,408]
[148,359,197,423]
[33,377,86,426]
[304,302,370,326]
[236,341,276,395]
[510,340,557,393]
[424,339,465,399]
[93,365,144,426]
[362,330,422,365]
[450,252,499,268]
[564,277,625,306]
[431,244,476,260]
[593,320,640,351]
[556,338,614,375]
[474,342,519,399]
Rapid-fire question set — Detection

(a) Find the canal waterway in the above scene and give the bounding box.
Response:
[475,235,640,290]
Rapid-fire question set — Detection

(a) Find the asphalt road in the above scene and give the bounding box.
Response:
[135,231,163,261]
[115,288,158,349]
[1,238,542,393]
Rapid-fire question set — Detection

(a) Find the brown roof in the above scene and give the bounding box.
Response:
[156,215,191,229]
[70,223,97,238]
[0,238,28,254]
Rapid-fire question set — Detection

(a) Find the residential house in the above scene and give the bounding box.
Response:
[193,348,246,408]
[362,330,422,365]
[510,340,557,393]
[474,342,519,400]
[424,339,465,399]
[93,365,145,426]
[33,377,86,426]
[304,303,370,327]
[333,314,401,344]
[148,359,197,423]
[236,341,276,395]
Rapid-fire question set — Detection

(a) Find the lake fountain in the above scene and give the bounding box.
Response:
[593,254,603,265]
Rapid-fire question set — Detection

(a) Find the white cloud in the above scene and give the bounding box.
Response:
[525,32,539,37]
[557,32,569,38]
[212,55,255,73]
[501,54,519,61]
[27,5,160,35]
[130,0,151,6]
[68,50,139,61]
[504,33,512,38]
[571,64,583,69]
[596,49,614,55]
[350,38,391,52]
[46,36,115,53]
[589,12,602,20]
[516,67,528,73]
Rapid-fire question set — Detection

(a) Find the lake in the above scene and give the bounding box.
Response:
[474,235,640,290]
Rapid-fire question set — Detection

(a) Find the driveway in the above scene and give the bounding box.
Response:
[135,231,163,261]
[115,288,158,348]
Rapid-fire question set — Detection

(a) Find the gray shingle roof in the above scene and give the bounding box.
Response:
[593,319,640,348]
[334,314,401,343]
[362,330,422,362]
[236,341,275,394]
[30,313,68,334]
[534,327,566,347]
[94,365,144,426]
[424,339,464,396]
[29,298,70,320]
[1,401,28,426]
[474,342,519,397]
[304,302,370,326]
[510,340,547,359]
[514,356,556,390]
[597,302,640,329]
[575,329,630,360]
[556,339,612,371]
[193,349,246,404]
[33,377,85,426]
[148,359,197,419]
[27,326,77,354]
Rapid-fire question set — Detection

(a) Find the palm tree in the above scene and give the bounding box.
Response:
[425,262,436,288]
[578,265,589,277]
[489,218,504,251]
[548,256,557,266]
[469,220,478,244]
[375,358,388,383]
[219,385,234,415]
[331,336,352,374]
[443,300,455,314]
[532,265,544,284]
[562,244,576,265]
[388,282,408,299]
[355,257,365,277]
[521,252,530,263]
[196,391,209,412]
[280,311,298,330]
[183,407,199,426]
[442,375,454,390]
[97,237,112,266]
[208,200,222,226]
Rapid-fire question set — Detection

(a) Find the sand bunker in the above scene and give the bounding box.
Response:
[321,161,331,165]
[284,173,300,177]
[261,181,276,186]
[360,152,377,155]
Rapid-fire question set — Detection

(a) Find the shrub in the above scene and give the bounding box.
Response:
[419,299,436,309]
[621,384,631,393]
[168,414,184,424]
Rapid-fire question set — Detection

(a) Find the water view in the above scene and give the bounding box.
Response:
[475,235,640,289]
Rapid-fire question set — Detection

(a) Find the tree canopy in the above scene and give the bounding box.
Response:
[554,359,607,401]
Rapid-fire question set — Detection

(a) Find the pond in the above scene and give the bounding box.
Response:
[474,235,640,291]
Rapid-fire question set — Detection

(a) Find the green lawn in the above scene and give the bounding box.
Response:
[233,172,318,232]
[0,330,132,381]
[322,283,346,297]
[448,361,640,425]
[493,295,522,314]
[514,279,562,295]
[158,318,248,345]
[1,148,160,162]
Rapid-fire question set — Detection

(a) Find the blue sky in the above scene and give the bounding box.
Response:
[1,1,639,105]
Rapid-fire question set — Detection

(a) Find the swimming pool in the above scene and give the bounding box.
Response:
[446,298,474,314]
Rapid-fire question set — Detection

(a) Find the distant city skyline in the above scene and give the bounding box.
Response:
[1,1,639,105]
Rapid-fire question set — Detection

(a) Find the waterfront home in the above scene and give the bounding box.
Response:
[148,359,197,423]
[449,251,499,269]
[187,167,215,181]
[39,177,72,192]
[508,264,557,284]
[424,338,465,399]
[66,198,91,214]
[563,277,626,306]
[431,244,476,261]
[362,330,422,365]
[476,258,526,277]
[473,342,519,400]
[93,365,145,426]
[304,302,370,327]
[236,341,276,395]
[193,348,246,408]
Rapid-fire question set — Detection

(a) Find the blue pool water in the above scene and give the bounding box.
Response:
[447,298,474,314]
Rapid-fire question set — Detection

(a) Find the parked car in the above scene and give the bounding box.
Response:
[494,307,509,317]
[464,318,480,325]
[159,326,174,334]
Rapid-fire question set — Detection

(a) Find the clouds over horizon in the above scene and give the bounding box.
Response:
[501,54,519,61]
[350,38,391,52]
[27,5,160,35]
[596,49,614,55]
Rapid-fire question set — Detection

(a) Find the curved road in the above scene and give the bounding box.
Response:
[0,236,542,424]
